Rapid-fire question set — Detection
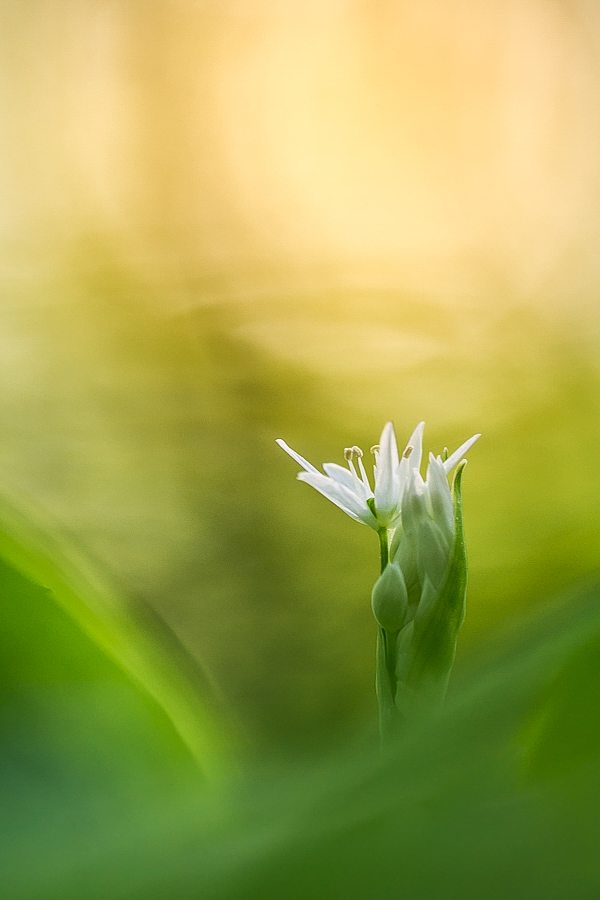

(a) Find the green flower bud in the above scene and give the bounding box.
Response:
[415,519,451,590]
[404,463,470,703]
[371,562,408,632]
[412,576,439,633]
[400,473,430,533]
[392,527,419,592]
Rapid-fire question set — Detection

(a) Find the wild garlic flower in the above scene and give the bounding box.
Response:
[277,419,480,740]
[391,424,479,597]
[276,422,479,535]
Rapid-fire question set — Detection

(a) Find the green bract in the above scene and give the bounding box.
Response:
[396,463,469,709]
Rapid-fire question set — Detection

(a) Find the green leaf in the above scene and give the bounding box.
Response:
[0,493,234,783]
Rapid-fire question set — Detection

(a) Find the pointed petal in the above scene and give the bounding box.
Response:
[322,462,357,492]
[404,421,425,474]
[426,453,454,541]
[348,459,372,502]
[401,467,429,533]
[297,472,377,528]
[356,455,374,499]
[276,439,320,474]
[374,422,400,522]
[397,453,411,500]
[442,433,481,474]
[323,461,373,501]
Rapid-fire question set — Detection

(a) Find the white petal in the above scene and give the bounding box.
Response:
[404,421,425,475]
[442,433,481,474]
[276,439,320,474]
[397,454,411,500]
[356,455,374,499]
[347,458,373,502]
[401,467,429,533]
[374,421,400,522]
[426,453,454,541]
[322,462,357,491]
[297,472,378,528]
[323,460,373,502]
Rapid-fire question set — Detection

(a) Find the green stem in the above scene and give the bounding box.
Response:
[375,526,398,744]
[377,526,389,574]
[376,624,400,745]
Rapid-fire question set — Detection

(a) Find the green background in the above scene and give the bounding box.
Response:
[3,3,600,896]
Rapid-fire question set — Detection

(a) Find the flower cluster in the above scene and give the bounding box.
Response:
[276,420,479,539]
[278,422,480,733]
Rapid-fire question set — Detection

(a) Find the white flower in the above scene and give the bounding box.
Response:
[392,426,480,601]
[276,422,480,532]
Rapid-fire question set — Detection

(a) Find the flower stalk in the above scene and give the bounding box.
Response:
[377,526,389,572]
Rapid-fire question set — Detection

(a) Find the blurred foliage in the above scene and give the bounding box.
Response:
[3,239,600,754]
[4,532,600,899]
[0,491,235,780]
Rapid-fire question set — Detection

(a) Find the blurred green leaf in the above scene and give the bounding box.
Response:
[0,492,234,776]
[0,492,237,816]
[0,494,240,898]
[6,575,600,899]
[521,630,600,783]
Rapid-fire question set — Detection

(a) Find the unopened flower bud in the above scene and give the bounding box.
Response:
[415,519,451,590]
[392,528,419,594]
[371,562,408,632]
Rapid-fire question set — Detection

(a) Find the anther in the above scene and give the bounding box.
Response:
[344,448,354,461]
[370,445,380,455]
[403,445,413,459]
[351,445,363,458]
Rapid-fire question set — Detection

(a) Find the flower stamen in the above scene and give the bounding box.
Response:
[344,445,372,497]
[356,451,374,496]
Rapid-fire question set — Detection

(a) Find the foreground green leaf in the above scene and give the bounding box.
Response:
[6,572,600,899]
[0,492,234,782]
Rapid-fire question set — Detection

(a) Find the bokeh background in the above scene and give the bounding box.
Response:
[2,0,600,756]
